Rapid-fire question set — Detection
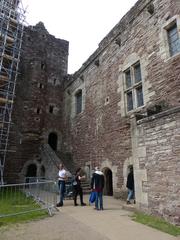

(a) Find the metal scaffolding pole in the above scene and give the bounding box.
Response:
[0,0,25,184]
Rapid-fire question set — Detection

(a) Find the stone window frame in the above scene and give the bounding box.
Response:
[161,15,180,60]
[123,61,144,113]
[36,108,41,114]
[75,89,83,115]
[49,105,54,114]
[37,83,44,89]
[167,22,180,56]
[70,79,85,119]
[41,62,46,70]
[48,105,59,115]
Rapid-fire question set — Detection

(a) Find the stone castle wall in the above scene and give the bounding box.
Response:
[63,0,180,224]
[133,107,180,225]
[3,0,180,225]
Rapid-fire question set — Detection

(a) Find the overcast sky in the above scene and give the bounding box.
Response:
[21,0,137,74]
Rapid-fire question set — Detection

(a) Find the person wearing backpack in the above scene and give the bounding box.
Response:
[126,165,135,204]
[73,168,86,206]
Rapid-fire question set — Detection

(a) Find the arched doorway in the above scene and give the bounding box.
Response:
[26,164,37,182]
[48,132,58,151]
[103,168,113,196]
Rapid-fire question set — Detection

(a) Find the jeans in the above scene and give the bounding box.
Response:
[127,189,134,201]
[58,180,66,204]
[95,191,103,210]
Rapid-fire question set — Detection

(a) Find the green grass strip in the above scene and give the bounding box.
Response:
[0,189,48,226]
[132,212,180,236]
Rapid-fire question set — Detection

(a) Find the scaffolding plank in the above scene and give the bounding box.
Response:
[0,97,13,104]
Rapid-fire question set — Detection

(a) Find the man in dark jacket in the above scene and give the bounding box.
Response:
[126,166,135,204]
[91,166,104,210]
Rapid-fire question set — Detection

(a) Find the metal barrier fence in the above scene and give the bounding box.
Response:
[0,180,57,218]
[25,177,74,199]
[64,179,73,199]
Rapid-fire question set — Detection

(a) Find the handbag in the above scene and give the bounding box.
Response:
[72,176,77,186]
[72,180,77,186]
[89,191,96,204]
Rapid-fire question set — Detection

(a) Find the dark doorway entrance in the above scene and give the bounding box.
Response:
[103,168,113,196]
[48,132,58,151]
[26,164,37,182]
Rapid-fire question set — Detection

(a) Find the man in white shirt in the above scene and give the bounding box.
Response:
[57,163,67,207]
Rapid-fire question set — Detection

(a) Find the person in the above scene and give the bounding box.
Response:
[126,165,135,204]
[73,168,86,206]
[57,163,67,207]
[91,166,104,210]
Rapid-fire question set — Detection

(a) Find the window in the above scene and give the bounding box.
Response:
[41,62,46,70]
[124,62,144,112]
[125,69,131,88]
[36,108,40,114]
[38,83,43,89]
[75,90,82,114]
[49,105,54,114]
[134,63,142,83]
[127,91,133,111]
[167,22,180,56]
[35,118,40,122]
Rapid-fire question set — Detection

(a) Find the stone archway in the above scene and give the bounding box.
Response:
[103,167,113,196]
[26,164,37,182]
[48,132,58,151]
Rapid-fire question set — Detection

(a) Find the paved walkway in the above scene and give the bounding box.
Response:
[0,196,179,240]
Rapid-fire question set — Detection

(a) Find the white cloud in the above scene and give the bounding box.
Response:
[21,0,137,73]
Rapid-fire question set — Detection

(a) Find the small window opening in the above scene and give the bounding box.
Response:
[36,108,40,114]
[105,97,109,104]
[41,62,45,70]
[75,90,82,114]
[49,105,54,114]
[37,83,43,89]
[35,118,40,121]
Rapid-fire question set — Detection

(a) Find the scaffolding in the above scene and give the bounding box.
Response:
[0,0,25,184]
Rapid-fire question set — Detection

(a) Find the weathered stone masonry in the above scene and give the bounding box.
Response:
[131,107,180,225]
[5,22,69,181]
[4,0,180,225]
[63,0,180,224]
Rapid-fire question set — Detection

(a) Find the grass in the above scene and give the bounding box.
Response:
[0,188,48,226]
[132,212,180,236]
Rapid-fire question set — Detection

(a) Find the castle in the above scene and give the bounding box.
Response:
[1,0,180,225]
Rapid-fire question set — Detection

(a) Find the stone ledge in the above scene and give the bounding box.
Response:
[137,106,180,125]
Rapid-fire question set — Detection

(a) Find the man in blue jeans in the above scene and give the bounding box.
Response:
[57,164,67,207]
[91,166,104,210]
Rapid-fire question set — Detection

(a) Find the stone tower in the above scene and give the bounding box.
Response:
[4,22,69,181]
